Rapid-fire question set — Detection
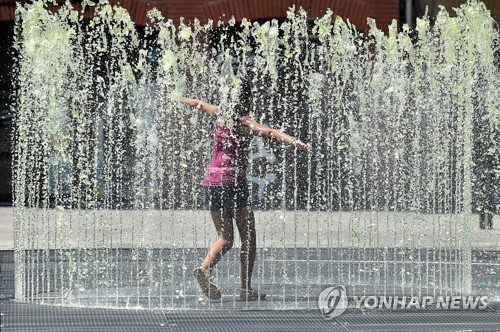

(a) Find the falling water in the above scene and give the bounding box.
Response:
[13,0,498,309]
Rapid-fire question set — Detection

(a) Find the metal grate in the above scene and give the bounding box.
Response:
[1,300,499,332]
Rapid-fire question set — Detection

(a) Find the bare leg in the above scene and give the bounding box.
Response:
[235,207,256,289]
[201,210,234,272]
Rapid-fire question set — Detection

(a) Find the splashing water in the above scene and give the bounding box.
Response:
[13,0,499,309]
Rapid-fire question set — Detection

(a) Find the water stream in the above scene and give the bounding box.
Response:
[12,0,498,309]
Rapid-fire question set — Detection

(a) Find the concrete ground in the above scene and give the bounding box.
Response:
[1,207,499,250]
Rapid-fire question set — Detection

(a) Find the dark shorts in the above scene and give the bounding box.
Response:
[203,185,250,212]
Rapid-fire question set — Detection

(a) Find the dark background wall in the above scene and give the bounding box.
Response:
[0,0,400,29]
[0,21,13,203]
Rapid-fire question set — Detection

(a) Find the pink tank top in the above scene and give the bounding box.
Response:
[203,123,252,187]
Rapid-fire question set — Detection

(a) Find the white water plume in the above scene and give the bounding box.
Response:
[12,0,498,308]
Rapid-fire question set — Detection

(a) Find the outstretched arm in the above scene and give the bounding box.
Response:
[178,97,219,117]
[241,116,309,151]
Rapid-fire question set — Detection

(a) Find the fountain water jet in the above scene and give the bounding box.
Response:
[12,0,498,309]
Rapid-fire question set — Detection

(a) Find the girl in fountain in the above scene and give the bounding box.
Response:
[178,84,308,301]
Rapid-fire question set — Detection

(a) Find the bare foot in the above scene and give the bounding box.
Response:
[194,267,221,300]
[240,288,266,301]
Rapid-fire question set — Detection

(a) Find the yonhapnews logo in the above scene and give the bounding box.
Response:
[318,285,348,319]
[318,285,489,320]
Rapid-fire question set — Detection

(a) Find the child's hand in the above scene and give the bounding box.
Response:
[293,139,309,152]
